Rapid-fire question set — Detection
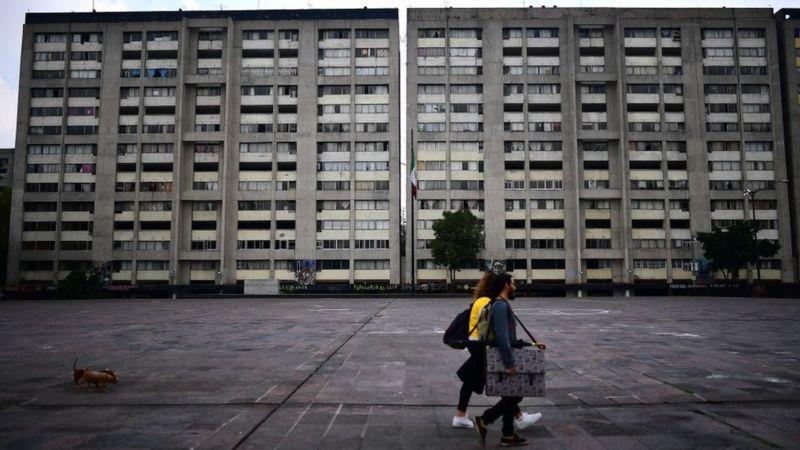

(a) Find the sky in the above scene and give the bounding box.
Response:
[4,0,794,212]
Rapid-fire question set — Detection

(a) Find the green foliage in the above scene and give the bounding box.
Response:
[430,208,483,284]
[757,239,780,260]
[0,187,10,284]
[58,263,111,298]
[696,221,780,281]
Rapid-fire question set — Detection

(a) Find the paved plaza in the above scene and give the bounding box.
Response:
[1,296,799,449]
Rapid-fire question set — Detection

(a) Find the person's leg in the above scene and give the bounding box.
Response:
[500,397,523,437]
[480,397,505,424]
[456,347,478,416]
[456,382,472,414]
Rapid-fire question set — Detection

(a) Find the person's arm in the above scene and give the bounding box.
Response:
[492,301,515,369]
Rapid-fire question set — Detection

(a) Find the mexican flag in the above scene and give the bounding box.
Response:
[409,140,418,199]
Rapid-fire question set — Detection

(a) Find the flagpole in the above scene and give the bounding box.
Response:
[410,130,416,294]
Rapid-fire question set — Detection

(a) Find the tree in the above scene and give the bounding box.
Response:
[57,263,111,299]
[0,187,10,284]
[696,221,780,281]
[57,269,101,299]
[431,208,484,288]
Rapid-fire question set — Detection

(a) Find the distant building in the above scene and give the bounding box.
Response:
[407,8,796,288]
[7,9,401,286]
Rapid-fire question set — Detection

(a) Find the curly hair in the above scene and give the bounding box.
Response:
[472,271,495,300]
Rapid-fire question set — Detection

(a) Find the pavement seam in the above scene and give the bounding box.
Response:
[690,408,782,448]
[230,297,399,450]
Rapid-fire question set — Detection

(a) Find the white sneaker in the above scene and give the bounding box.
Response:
[452,415,475,429]
[514,411,542,430]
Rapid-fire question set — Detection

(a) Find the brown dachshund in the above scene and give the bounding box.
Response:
[73,359,119,391]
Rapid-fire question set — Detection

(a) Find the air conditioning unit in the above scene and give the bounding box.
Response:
[673,30,681,42]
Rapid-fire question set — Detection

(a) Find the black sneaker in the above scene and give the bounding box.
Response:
[474,416,487,448]
[500,434,529,447]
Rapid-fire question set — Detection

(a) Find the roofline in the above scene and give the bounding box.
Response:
[407,7,777,19]
[25,8,398,24]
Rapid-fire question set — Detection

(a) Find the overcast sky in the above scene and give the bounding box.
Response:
[4,0,794,211]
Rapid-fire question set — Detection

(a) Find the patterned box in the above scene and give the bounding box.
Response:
[485,346,546,397]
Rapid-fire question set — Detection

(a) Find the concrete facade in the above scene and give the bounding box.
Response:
[0,148,12,188]
[776,9,800,282]
[7,9,401,286]
[407,8,796,287]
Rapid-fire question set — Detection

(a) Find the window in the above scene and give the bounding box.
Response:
[240,142,271,154]
[744,141,771,152]
[356,85,388,95]
[355,142,388,152]
[625,28,656,38]
[530,179,563,190]
[138,260,169,271]
[354,260,390,270]
[586,239,612,249]
[418,29,445,39]
[529,141,562,152]
[633,259,666,269]
[147,31,178,42]
[355,29,388,39]
[702,29,733,39]
[319,29,350,40]
[528,84,560,94]
[317,260,350,271]
[627,84,658,94]
[449,28,482,40]
[317,142,350,153]
[34,51,65,61]
[31,88,63,98]
[71,32,102,43]
[417,84,446,95]
[531,239,564,249]
[34,33,67,43]
[741,85,769,95]
[450,84,482,95]
[317,181,350,191]
[527,28,558,38]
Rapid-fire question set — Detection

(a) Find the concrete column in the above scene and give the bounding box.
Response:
[293,21,319,263]
[221,19,238,284]
[93,23,122,273]
[483,20,506,262]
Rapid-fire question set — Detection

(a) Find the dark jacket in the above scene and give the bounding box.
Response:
[490,298,517,369]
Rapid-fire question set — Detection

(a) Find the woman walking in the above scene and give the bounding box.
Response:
[473,273,541,447]
[452,271,493,428]
[452,271,540,433]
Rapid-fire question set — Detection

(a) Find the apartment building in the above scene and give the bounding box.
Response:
[8,9,401,286]
[407,8,795,288]
[776,9,800,281]
[0,149,12,188]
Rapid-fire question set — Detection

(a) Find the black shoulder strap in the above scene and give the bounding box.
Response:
[510,308,538,344]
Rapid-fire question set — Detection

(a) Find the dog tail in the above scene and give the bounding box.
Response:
[73,358,78,370]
